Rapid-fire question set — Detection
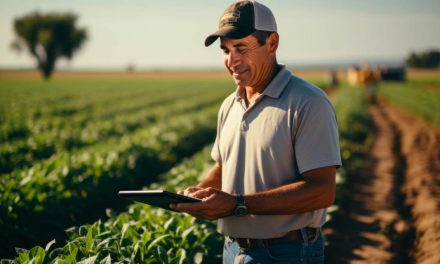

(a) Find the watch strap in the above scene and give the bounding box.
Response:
[236,194,245,206]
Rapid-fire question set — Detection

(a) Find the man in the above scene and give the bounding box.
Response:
[170,1,341,263]
[359,65,381,104]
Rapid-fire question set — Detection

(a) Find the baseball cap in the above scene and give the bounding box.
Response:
[204,0,277,47]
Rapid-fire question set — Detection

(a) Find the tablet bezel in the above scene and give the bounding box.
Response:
[118,190,201,211]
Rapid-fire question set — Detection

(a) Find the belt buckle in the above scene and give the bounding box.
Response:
[234,237,254,249]
[305,227,319,241]
[243,238,251,248]
[239,238,251,248]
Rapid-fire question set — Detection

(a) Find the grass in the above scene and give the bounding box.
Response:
[378,79,440,128]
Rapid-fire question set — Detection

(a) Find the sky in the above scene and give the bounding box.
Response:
[1,0,439,70]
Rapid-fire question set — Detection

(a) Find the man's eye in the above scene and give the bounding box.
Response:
[222,50,229,55]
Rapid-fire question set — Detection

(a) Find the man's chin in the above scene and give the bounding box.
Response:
[232,77,247,87]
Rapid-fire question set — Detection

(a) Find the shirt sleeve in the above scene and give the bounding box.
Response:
[294,96,342,174]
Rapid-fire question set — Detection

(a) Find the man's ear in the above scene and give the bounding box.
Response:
[267,32,279,54]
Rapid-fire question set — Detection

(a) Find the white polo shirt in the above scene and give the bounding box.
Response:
[211,65,342,238]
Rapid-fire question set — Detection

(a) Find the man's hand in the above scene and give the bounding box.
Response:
[171,187,236,220]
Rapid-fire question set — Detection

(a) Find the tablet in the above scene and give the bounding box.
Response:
[118,190,201,212]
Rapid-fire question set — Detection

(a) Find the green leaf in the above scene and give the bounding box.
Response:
[65,248,78,263]
[99,254,111,264]
[15,248,29,255]
[131,240,142,262]
[193,252,204,264]
[29,246,46,264]
[181,226,195,240]
[85,227,93,252]
[146,234,170,251]
[77,255,97,264]
[119,223,129,245]
[15,248,30,263]
[45,239,56,251]
[141,230,151,243]
[164,216,174,230]
[178,248,186,264]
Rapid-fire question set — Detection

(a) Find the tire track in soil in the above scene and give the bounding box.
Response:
[326,98,440,263]
[380,101,440,264]
[325,100,414,264]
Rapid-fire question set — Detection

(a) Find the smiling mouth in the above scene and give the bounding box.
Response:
[232,69,248,77]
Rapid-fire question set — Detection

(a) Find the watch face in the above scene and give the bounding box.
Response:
[234,206,247,217]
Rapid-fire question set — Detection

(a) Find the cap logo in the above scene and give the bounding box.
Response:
[219,11,240,27]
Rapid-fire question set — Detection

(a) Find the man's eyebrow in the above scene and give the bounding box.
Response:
[220,43,247,50]
[233,43,246,48]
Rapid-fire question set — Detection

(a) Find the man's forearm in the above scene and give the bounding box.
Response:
[244,166,336,215]
[196,163,222,189]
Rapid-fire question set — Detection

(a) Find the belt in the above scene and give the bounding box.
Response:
[230,227,319,249]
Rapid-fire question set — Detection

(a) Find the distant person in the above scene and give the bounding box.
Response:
[359,65,381,103]
[329,69,339,88]
[171,1,341,263]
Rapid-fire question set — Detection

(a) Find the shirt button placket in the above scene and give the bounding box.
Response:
[240,121,248,131]
[241,113,248,132]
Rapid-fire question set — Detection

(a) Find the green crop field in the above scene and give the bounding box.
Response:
[378,79,440,128]
[0,72,335,263]
[0,75,233,259]
[2,70,438,263]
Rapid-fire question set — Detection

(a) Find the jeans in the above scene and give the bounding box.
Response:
[223,229,324,264]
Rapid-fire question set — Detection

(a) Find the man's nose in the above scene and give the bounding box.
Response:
[227,51,241,69]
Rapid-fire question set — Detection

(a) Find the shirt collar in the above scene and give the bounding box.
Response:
[262,65,291,98]
[234,64,291,102]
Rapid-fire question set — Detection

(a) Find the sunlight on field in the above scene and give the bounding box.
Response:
[0,68,334,81]
[407,68,440,80]
[1,68,439,263]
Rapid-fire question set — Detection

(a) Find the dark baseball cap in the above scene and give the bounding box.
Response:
[204,0,277,47]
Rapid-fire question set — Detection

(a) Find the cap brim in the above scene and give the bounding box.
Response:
[204,26,255,47]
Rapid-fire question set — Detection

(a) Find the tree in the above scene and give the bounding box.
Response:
[11,11,88,79]
[406,49,440,68]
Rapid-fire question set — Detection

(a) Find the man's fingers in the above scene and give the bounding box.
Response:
[175,201,204,211]
[169,203,181,211]
[191,187,217,199]
[183,187,202,196]
[170,203,206,219]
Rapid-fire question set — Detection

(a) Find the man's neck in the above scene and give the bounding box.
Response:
[244,63,280,106]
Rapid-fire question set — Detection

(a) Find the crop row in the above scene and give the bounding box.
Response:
[0,78,230,143]
[0,105,219,258]
[0,89,186,144]
[324,84,374,259]
[378,79,440,128]
[0,91,225,174]
[5,146,223,264]
[0,78,194,122]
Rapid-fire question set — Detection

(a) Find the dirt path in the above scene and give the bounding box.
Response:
[381,101,440,264]
[325,100,440,263]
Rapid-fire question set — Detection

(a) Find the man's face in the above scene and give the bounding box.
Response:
[220,35,272,88]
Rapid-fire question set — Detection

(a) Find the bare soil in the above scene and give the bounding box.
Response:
[325,99,440,263]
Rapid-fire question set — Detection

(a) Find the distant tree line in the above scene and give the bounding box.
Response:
[11,11,87,79]
[406,49,440,69]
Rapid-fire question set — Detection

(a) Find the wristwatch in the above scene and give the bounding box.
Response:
[233,194,248,217]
